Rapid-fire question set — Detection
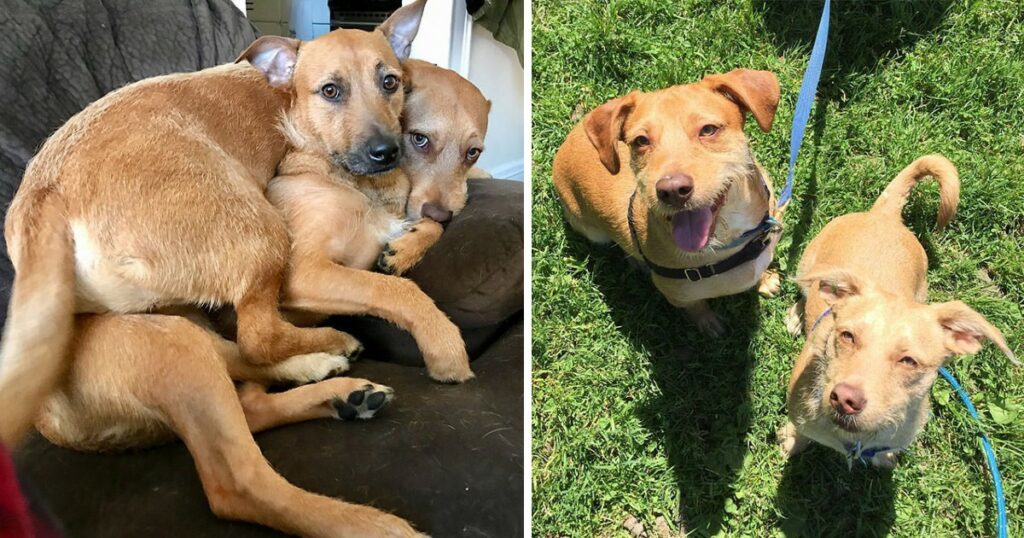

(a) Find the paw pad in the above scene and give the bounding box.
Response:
[332,384,394,420]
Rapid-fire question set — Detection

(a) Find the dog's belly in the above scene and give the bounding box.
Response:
[654,235,777,305]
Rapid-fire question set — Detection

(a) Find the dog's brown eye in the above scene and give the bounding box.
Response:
[839,331,855,344]
[320,83,341,102]
[411,133,429,149]
[466,147,482,161]
[632,135,650,147]
[699,124,720,137]
[382,74,400,93]
[899,356,918,367]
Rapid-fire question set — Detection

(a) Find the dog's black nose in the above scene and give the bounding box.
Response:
[421,202,453,224]
[830,383,866,416]
[366,135,400,166]
[655,174,694,207]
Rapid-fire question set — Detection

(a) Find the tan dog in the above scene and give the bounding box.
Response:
[34,39,491,538]
[778,155,1018,468]
[4,3,443,537]
[552,69,782,335]
[0,0,433,447]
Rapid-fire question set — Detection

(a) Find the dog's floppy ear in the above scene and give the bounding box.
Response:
[378,0,427,62]
[932,301,1020,365]
[584,93,637,175]
[796,268,866,308]
[704,69,780,132]
[236,36,300,88]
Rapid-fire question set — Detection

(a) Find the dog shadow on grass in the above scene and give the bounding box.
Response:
[757,0,952,104]
[775,446,896,538]
[562,225,762,536]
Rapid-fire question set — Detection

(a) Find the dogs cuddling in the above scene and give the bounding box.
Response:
[1,0,493,535]
[778,155,1019,468]
[552,69,783,335]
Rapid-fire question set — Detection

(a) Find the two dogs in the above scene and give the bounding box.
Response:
[554,73,1015,466]
[1,1,490,535]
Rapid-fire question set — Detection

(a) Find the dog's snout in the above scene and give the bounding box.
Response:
[366,135,400,166]
[655,174,694,207]
[421,202,453,224]
[829,383,866,416]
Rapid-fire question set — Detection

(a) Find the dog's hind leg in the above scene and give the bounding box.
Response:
[41,313,422,537]
[237,379,394,432]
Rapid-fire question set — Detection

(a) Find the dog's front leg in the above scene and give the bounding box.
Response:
[377,218,444,275]
[283,259,473,383]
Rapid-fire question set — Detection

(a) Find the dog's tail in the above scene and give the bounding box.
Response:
[0,189,76,446]
[870,154,960,230]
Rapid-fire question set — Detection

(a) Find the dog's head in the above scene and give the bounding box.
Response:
[799,269,1018,438]
[236,0,427,176]
[584,69,779,252]
[399,60,490,223]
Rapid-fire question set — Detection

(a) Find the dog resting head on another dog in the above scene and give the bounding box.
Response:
[237,0,427,177]
[401,59,491,222]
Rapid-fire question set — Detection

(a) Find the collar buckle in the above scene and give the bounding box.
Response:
[684,268,703,281]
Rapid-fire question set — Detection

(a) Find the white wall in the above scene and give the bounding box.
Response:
[464,24,523,180]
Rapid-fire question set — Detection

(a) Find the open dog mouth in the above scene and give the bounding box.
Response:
[665,190,728,252]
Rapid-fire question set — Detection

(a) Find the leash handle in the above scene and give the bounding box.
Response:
[938,367,1008,538]
[778,0,831,209]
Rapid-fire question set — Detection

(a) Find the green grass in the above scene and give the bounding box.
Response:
[530,1,1024,536]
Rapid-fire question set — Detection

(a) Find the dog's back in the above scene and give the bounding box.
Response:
[797,154,960,302]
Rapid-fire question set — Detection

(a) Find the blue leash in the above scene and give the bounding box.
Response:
[938,367,1009,538]
[776,0,830,210]
[809,307,1008,537]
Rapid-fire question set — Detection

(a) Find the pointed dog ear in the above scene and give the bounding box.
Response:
[796,268,867,308]
[584,92,637,175]
[703,69,780,132]
[378,0,427,62]
[236,36,300,88]
[932,301,1019,365]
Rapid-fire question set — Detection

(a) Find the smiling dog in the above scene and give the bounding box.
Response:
[552,69,782,335]
[778,155,1018,468]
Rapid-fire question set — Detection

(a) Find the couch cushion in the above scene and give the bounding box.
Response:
[15,321,524,537]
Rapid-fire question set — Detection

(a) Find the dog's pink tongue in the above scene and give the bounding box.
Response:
[671,208,713,252]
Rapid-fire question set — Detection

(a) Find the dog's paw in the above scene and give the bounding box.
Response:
[265,352,351,384]
[331,383,395,420]
[870,451,899,469]
[785,302,804,337]
[758,269,782,298]
[376,243,421,276]
[776,422,808,458]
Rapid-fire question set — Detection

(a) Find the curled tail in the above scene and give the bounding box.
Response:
[870,154,960,230]
[0,191,75,446]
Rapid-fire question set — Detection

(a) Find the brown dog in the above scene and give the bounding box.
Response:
[552,69,782,335]
[34,36,492,538]
[4,3,440,536]
[0,0,432,446]
[778,155,1018,468]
